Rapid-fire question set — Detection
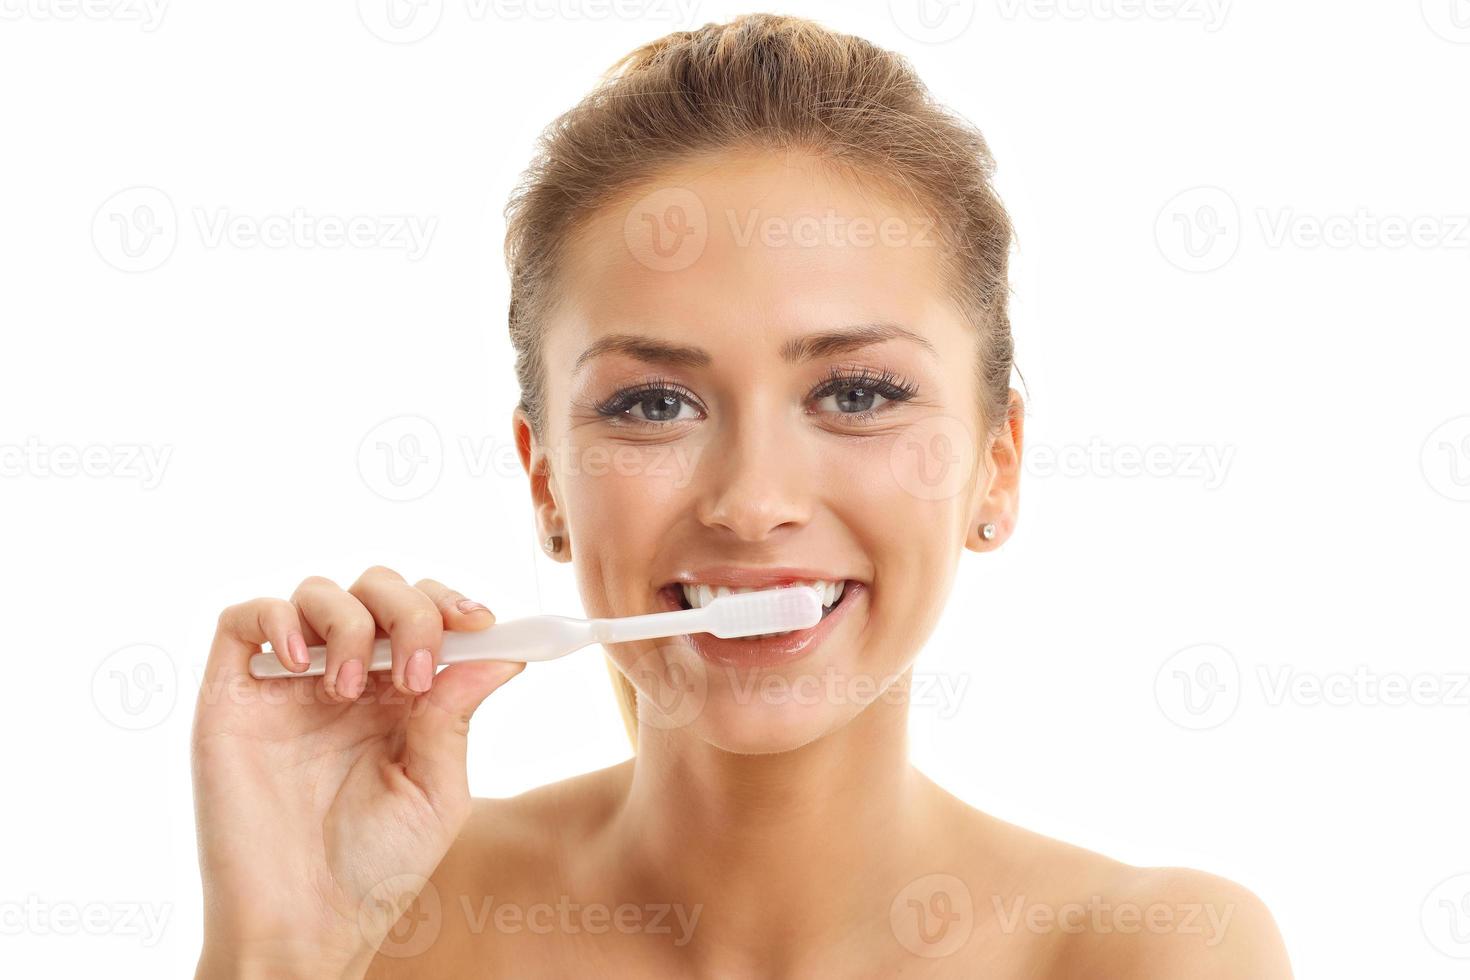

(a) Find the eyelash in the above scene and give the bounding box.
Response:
[592,367,919,429]
[593,376,703,426]
[808,365,920,423]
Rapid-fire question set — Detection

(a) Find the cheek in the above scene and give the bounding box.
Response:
[559,443,694,612]
[823,423,975,547]
[823,430,969,658]
[561,442,695,527]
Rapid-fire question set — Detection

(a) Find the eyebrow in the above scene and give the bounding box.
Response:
[573,334,711,374]
[779,322,937,362]
[573,322,936,375]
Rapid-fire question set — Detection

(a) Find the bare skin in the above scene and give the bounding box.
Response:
[193,150,1292,978]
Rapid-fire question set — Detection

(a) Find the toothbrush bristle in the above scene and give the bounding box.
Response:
[703,586,824,638]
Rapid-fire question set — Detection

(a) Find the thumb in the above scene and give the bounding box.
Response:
[401,659,524,815]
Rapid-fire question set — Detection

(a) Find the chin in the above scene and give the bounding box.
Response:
[627,640,906,756]
[679,693,865,755]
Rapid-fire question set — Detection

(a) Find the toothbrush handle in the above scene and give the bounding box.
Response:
[248,636,401,679]
[592,606,706,644]
[247,616,591,679]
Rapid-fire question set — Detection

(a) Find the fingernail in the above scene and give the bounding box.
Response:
[337,660,365,700]
[287,632,309,666]
[406,648,434,693]
[456,598,488,615]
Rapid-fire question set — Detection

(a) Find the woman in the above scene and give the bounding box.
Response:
[191,14,1291,977]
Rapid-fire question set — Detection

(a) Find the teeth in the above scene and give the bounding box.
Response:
[679,579,847,612]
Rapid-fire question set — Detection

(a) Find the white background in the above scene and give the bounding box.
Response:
[2,1,1467,976]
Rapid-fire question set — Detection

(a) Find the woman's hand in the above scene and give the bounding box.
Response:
[190,566,523,979]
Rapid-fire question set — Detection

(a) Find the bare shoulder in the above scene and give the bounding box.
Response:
[1054,864,1293,979]
[364,760,634,978]
[921,781,1291,978]
[990,822,1292,979]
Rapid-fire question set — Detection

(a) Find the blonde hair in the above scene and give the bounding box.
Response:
[503,13,1015,747]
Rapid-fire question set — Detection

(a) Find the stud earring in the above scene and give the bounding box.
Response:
[543,534,563,554]
[980,523,996,541]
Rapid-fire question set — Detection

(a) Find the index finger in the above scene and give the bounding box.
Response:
[203,598,308,689]
[414,578,496,631]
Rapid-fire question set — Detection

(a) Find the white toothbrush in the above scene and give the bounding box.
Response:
[247,585,824,679]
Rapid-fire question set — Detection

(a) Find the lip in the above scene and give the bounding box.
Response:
[654,572,866,668]
[662,565,860,589]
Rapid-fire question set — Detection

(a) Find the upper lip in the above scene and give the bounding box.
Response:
[662,566,860,589]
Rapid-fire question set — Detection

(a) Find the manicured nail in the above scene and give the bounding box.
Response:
[287,632,309,666]
[337,660,365,700]
[406,648,434,693]
[456,598,488,615]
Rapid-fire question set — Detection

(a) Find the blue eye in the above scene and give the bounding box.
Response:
[814,386,889,414]
[626,391,698,422]
[809,367,919,419]
[596,381,704,426]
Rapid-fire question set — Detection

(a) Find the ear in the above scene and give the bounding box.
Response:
[513,407,570,561]
[967,388,1024,552]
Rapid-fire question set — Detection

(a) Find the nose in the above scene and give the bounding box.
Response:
[695,409,812,542]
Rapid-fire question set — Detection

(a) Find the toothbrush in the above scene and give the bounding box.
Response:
[248,585,824,679]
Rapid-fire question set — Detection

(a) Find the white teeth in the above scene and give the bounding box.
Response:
[679,579,847,612]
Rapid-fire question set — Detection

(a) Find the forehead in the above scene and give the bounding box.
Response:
[548,150,959,353]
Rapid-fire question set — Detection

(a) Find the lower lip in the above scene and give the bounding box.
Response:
[656,581,865,668]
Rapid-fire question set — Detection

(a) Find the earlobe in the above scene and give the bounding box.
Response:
[966,519,1003,552]
[515,408,570,561]
[966,389,1025,553]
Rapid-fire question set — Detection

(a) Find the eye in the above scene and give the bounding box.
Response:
[626,391,698,423]
[595,381,704,426]
[809,367,919,421]
[814,385,892,415]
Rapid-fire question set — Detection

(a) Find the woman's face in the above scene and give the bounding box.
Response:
[521,150,1018,754]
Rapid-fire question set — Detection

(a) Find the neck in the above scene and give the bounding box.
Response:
[612,672,931,965]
